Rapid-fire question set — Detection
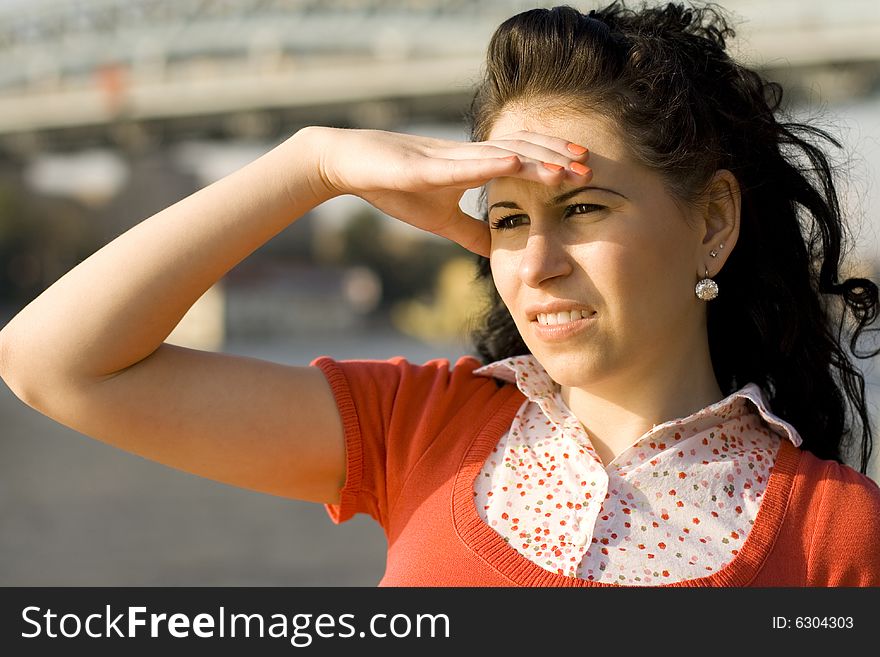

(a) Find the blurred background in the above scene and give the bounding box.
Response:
[0,0,878,585]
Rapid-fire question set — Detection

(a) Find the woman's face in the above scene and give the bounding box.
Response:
[486,107,709,389]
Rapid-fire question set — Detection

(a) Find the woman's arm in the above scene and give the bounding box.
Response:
[0,125,589,503]
[0,127,355,503]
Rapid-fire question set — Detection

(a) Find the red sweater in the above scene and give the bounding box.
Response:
[311,354,880,586]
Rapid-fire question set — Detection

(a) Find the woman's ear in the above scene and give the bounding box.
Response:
[697,169,740,276]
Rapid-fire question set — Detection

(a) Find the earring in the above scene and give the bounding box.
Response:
[695,267,719,301]
[709,242,724,258]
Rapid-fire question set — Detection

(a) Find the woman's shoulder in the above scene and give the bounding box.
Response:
[818,456,880,515]
[790,448,880,542]
[794,448,880,500]
[787,448,880,584]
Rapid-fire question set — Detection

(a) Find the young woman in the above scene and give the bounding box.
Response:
[1,2,878,586]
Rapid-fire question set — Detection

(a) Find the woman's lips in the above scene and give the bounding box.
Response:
[530,311,597,342]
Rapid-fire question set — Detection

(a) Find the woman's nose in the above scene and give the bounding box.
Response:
[517,232,572,288]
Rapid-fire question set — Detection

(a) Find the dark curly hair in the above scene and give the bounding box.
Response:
[464,1,880,474]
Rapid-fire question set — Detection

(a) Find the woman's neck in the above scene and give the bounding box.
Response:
[559,339,723,468]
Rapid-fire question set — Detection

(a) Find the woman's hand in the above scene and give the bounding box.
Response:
[299,126,592,257]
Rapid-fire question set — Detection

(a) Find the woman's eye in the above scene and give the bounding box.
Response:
[566,203,604,216]
[489,204,604,230]
[489,214,528,230]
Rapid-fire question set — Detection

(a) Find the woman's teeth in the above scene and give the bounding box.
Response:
[536,310,594,326]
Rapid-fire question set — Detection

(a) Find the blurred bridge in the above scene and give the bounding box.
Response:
[0,0,879,153]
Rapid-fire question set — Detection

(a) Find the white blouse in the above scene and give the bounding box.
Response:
[472,355,803,584]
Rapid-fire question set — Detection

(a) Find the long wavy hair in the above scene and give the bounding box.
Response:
[465,1,880,474]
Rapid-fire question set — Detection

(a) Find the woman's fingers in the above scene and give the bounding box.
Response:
[422,152,591,191]
[491,129,590,161]
[466,129,588,162]
[427,131,591,186]
[483,136,589,171]
[422,154,522,188]
[510,156,593,184]
[445,129,589,160]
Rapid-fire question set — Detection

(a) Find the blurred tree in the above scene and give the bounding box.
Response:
[339,207,465,311]
[0,178,102,315]
[391,256,489,344]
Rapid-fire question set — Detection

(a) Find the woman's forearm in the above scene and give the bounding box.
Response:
[0,126,335,397]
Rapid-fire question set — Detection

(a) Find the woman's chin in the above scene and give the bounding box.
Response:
[530,353,603,389]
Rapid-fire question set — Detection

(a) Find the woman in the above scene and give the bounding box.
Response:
[1,2,878,586]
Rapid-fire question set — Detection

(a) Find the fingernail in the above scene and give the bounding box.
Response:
[503,155,519,161]
[570,161,590,176]
[543,162,564,172]
[566,143,588,155]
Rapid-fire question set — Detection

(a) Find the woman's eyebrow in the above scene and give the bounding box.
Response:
[488,186,628,211]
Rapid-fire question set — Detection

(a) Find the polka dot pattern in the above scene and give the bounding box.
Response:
[473,355,803,584]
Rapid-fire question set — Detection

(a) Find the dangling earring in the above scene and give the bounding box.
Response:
[695,267,719,301]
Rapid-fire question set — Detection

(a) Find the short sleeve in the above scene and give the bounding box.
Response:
[309,354,493,529]
[806,461,880,586]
